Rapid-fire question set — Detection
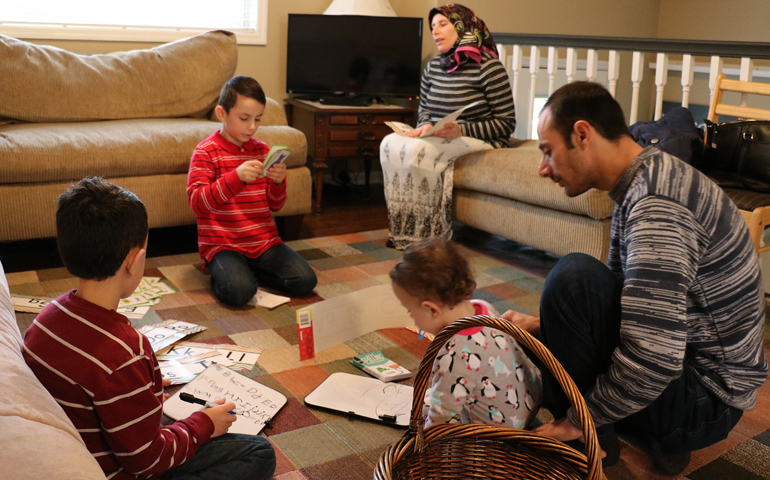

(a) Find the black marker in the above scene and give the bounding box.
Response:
[179,393,245,416]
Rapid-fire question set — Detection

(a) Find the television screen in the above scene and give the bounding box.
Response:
[287,14,423,101]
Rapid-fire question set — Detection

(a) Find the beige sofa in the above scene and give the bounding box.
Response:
[0,261,106,479]
[454,139,615,262]
[0,30,311,244]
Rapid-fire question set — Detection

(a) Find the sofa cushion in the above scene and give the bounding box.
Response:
[454,140,614,220]
[0,262,105,479]
[0,30,237,123]
[0,120,308,185]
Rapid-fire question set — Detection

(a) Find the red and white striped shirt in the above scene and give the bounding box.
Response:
[187,131,287,268]
[23,291,214,479]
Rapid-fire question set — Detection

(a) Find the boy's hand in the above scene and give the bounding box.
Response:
[162,378,172,402]
[407,124,433,137]
[264,162,287,184]
[237,160,264,183]
[201,398,237,437]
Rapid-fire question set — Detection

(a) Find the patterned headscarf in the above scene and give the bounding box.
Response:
[429,4,498,73]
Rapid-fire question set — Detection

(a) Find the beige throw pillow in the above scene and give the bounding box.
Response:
[0,30,237,122]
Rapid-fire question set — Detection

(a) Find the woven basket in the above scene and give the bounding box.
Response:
[374,315,605,480]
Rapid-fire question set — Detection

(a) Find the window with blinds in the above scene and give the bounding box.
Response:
[0,0,267,44]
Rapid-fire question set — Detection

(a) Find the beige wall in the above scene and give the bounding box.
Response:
[657,0,770,42]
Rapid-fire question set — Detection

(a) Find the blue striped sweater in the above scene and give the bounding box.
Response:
[569,147,768,428]
[417,52,516,148]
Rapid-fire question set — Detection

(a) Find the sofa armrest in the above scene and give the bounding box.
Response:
[255,125,307,169]
[262,98,289,127]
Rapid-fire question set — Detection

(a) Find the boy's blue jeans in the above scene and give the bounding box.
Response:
[159,433,275,480]
[209,244,318,306]
[538,253,742,454]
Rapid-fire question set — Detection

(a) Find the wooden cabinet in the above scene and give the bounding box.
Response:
[285,99,416,215]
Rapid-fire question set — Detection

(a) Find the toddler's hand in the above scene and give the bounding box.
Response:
[237,160,263,183]
[265,162,287,184]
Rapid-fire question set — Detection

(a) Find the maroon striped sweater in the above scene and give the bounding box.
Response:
[23,291,214,479]
[187,131,287,268]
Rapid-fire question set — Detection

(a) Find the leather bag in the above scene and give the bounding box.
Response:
[700,119,770,192]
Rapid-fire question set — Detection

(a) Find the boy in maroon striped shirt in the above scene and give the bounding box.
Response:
[23,178,276,480]
[188,76,317,307]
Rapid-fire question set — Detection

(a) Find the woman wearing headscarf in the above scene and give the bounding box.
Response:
[380,4,516,250]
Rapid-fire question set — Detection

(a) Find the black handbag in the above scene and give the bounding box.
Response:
[699,119,770,193]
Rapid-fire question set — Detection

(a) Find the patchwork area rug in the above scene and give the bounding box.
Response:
[8,228,770,480]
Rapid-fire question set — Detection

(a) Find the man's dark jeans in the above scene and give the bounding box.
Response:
[209,244,317,307]
[538,253,742,453]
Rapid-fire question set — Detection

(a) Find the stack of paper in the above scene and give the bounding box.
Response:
[248,290,290,309]
[156,341,263,385]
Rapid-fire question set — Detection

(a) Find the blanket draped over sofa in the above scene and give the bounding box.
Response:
[0,30,311,243]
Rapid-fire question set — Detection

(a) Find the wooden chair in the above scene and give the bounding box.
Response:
[706,72,770,254]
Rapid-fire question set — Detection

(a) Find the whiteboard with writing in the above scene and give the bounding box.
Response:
[163,363,287,435]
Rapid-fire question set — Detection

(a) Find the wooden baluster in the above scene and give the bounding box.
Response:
[630,51,644,124]
[566,48,577,83]
[680,54,695,108]
[547,46,558,95]
[497,43,507,69]
[654,53,669,120]
[708,56,723,106]
[586,49,598,83]
[511,45,523,110]
[607,50,620,98]
[740,57,754,107]
[528,46,541,139]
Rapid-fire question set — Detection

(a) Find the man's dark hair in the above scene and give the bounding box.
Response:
[219,75,266,113]
[56,177,148,281]
[543,81,631,148]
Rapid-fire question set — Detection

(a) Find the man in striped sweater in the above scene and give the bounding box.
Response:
[504,82,768,475]
[23,178,276,480]
[187,76,316,307]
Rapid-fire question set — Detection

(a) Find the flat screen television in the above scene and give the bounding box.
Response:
[286,14,423,105]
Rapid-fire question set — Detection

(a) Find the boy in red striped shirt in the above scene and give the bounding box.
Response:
[23,177,276,480]
[188,76,317,307]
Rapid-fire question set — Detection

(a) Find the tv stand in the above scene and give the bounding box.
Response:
[318,95,374,107]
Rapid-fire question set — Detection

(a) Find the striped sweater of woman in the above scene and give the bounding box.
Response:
[22,292,213,479]
[417,52,516,149]
[187,131,287,268]
[567,147,768,429]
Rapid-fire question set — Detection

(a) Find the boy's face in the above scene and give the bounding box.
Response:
[216,94,265,146]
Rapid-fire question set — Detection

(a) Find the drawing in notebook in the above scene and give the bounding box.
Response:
[164,363,286,435]
[385,100,483,138]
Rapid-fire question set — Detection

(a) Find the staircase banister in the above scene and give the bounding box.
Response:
[491,33,770,60]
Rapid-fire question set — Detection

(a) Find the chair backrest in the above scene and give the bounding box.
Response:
[707,73,770,125]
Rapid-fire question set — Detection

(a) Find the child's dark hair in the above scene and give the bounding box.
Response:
[56,177,148,281]
[389,238,476,307]
[219,75,266,113]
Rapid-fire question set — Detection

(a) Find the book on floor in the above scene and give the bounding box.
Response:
[164,363,286,435]
[350,350,412,382]
[385,100,483,138]
[258,145,291,177]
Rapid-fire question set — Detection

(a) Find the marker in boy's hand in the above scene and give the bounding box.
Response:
[236,160,264,183]
[200,397,238,438]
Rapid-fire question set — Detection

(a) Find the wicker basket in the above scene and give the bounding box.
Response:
[374,315,605,480]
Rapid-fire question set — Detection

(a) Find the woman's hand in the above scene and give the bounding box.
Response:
[501,310,541,337]
[432,121,462,140]
[406,124,433,138]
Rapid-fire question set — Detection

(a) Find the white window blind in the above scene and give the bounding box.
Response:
[0,0,267,45]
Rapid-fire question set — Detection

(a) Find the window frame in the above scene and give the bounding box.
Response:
[0,0,267,45]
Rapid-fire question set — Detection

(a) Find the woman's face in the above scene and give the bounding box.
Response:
[431,14,459,54]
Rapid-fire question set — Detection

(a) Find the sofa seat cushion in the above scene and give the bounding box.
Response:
[454,140,614,220]
[0,120,307,185]
[0,30,236,123]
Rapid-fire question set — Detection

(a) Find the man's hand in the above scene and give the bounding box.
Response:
[201,398,237,438]
[162,378,172,403]
[236,160,263,183]
[432,121,462,140]
[264,161,287,185]
[501,310,541,336]
[406,124,433,138]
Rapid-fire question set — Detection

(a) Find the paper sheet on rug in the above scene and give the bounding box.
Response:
[301,284,412,353]
[164,363,287,435]
[136,320,207,352]
[385,100,483,138]
[10,293,53,313]
[305,372,413,426]
[162,341,262,371]
[248,290,290,309]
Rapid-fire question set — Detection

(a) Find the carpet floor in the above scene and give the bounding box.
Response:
[8,228,770,479]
